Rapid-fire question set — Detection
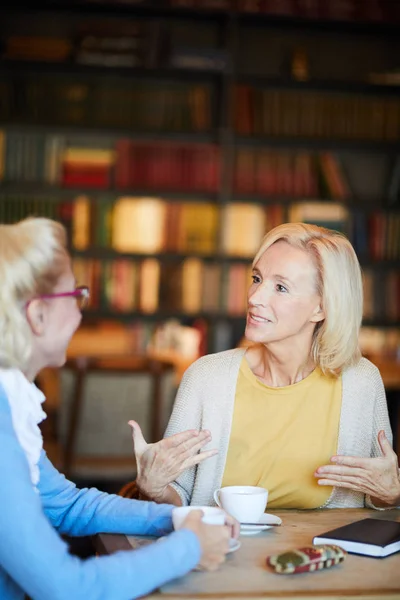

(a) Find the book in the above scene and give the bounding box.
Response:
[313,518,400,558]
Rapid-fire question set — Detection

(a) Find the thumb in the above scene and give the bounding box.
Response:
[185,509,204,523]
[378,430,392,457]
[128,420,149,455]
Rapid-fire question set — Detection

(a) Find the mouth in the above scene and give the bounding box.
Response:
[247,312,271,324]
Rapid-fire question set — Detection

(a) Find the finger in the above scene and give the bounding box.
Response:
[317,478,363,492]
[128,420,149,455]
[163,429,201,450]
[328,455,370,469]
[317,474,364,488]
[378,430,395,458]
[174,435,213,460]
[176,430,212,454]
[183,509,204,524]
[180,449,218,470]
[315,465,365,478]
[224,514,240,540]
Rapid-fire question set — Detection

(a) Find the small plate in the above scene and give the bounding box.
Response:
[240,513,282,536]
[228,538,241,553]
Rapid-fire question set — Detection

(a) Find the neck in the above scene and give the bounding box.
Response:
[246,340,316,387]
[23,359,43,383]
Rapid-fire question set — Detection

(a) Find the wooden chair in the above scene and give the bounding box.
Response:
[61,355,174,478]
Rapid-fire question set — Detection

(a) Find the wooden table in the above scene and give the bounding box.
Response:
[95,508,400,600]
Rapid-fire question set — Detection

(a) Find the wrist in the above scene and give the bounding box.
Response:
[136,475,166,503]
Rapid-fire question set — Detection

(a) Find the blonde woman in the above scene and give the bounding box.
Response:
[0,218,234,600]
[129,223,400,510]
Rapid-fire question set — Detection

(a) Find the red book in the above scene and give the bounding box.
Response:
[62,167,110,189]
[115,139,133,188]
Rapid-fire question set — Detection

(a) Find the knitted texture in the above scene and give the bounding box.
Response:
[165,348,392,509]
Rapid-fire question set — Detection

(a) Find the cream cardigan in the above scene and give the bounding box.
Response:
[165,349,393,509]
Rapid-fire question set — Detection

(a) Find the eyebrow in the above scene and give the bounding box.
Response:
[252,268,294,286]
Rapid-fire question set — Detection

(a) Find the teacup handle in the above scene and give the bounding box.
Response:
[213,489,222,507]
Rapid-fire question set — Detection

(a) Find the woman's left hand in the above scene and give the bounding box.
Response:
[315,430,400,507]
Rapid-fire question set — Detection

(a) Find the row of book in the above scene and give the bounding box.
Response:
[73,255,400,322]
[352,212,400,261]
[73,257,251,315]
[0,79,212,132]
[235,149,350,199]
[3,22,167,69]
[2,193,400,261]
[0,132,219,192]
[235,86,400,141]
[73,198,285,256]
[0,194,285,257]
[363,270,400,322]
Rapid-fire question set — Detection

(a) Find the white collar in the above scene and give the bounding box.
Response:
[0,369,47,489]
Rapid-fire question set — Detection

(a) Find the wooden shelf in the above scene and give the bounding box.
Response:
[0,183,219,202]
[1,185,398,212]
[0,60,223,82]
[236,75,400,97]
[0,1,230,22]
[70,248,400,269]
[82,310,247,322]
[0,123,218,143]
[72,249,253,262]
[235,135,400,154]
[80,311,400,328]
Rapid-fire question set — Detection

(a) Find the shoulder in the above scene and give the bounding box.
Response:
[342,357,384,393]
[182,348,245,382]
[344,356,382,378]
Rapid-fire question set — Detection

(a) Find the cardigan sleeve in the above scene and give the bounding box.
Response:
[39,450,175,537]
[0,386,201,600]
[364,364,397,510]
[164,359,205,506]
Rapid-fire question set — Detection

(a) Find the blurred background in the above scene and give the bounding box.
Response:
[0,0,399,494]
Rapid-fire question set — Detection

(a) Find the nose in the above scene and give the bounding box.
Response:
[248,280,272,307]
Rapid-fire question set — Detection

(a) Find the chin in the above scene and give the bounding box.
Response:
[47,351,68,369]
[244,325,279,345]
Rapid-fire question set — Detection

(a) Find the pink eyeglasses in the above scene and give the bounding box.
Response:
[27,285,90,311]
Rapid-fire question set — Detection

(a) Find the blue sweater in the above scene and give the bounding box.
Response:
[0,386,201,600]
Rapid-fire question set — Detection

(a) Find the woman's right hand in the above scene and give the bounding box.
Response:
[129,421,218,503]
[181,510,230,571]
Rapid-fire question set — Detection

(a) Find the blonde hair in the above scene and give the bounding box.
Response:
[0,217,69,370]
[253,222,363,375]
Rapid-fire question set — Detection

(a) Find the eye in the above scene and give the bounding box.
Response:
[252,274,261,284]
[276,283,288,293]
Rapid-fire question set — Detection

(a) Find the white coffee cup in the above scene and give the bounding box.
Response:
[213,486,268,523]
[172,505,226,530]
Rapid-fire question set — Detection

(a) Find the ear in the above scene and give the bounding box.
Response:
[26,299,47,336]
[310,303,325,324]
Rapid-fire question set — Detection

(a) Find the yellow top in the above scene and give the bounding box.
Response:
[221,356,342,509]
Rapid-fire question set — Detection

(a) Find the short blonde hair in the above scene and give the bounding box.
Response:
[253,222,362,375]
[0,217,69,370]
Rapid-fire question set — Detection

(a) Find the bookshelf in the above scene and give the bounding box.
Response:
[0,0,399,356]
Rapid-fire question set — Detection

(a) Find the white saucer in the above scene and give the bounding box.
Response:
[228,538,241,553]
[240,513,282,536]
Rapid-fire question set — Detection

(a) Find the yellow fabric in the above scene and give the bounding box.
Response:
[221,356,342,509]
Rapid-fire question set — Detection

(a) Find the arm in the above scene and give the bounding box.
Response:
[315,365,400,508]
[366,368,400,508]
[161,361,206,505]
[131,358,212,506]
[39,451,174,537]
[0,397,201,600]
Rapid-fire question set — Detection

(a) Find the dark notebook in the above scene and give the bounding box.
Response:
[313,518,400,558]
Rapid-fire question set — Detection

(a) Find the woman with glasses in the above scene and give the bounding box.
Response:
[0,217,235,600]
